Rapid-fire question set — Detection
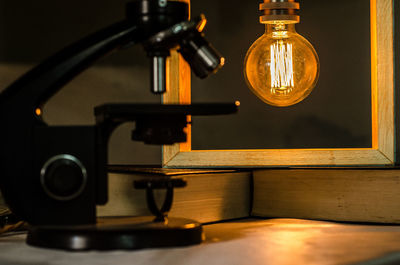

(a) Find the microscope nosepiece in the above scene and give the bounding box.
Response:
[144,15,224,91]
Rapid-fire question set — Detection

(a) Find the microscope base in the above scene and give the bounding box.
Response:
[26,216,203,251]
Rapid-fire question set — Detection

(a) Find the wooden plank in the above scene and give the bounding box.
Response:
[395,0,400,165]
[162,50,192,166]
[163,0,395,168]
[162,50,181,165]
[165,149,391,167]
[252,169,400,223]
[375,0,394,161]
[162,0,191,166]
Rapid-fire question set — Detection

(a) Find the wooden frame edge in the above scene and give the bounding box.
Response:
[165,149,392,167]
[162,50,192,166]
[374,0,395,161]
[162,0,395,168]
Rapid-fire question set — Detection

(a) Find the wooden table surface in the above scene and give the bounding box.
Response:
[1,218,400,265]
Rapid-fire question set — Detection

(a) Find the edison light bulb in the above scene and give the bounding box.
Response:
[244,0,319,107]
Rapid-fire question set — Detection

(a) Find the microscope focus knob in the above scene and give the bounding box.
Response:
[40,154,87,201]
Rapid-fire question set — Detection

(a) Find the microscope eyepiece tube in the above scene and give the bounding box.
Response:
[150,55,167,94]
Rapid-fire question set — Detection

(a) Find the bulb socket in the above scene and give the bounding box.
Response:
[259,0,300,24]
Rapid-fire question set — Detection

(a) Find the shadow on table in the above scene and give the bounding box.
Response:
[351,253,400,265]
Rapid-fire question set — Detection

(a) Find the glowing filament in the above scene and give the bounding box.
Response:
[270,41,294,94]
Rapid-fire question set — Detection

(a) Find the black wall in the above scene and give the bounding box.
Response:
[191,0,372,150]
[0,0,373,164]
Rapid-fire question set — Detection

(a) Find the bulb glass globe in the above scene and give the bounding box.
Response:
[244,23,319,107]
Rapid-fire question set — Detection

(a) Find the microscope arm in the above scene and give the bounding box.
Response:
[0,19,161,224]
[0,0,227,226]
[0,13,187,224]
[0,1,241,251]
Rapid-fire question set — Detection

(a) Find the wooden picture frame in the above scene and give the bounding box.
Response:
[162,0,395,167]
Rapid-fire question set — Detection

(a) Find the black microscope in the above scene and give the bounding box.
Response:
[0,0,238,250]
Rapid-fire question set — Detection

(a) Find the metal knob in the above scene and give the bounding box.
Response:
[40,154,87,201]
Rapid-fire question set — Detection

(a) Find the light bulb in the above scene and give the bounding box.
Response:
[244,0,319,107]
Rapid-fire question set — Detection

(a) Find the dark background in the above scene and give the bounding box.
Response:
[191,0,371,150]
[0,0,372,164]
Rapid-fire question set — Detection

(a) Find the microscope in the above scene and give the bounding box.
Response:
[0,0,238,250]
